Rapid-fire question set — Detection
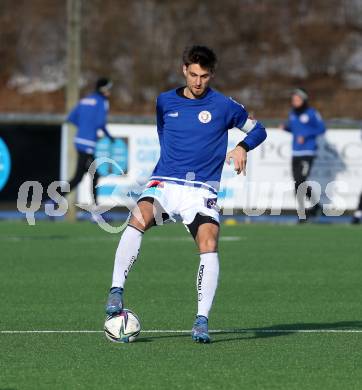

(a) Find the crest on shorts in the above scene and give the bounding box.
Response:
[198,110,212,123]
[204,197,220,212]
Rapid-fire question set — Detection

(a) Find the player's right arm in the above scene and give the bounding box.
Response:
[97,99,114,141]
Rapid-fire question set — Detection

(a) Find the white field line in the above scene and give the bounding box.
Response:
[147,236,244,242]
[0,236,244,242]
[1,329,362,334]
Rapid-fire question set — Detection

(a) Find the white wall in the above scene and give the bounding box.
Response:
[76,125,362,213]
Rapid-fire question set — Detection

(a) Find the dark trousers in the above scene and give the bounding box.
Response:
[292,155,322,214]
[292,156,315,197]
[357,193,362,211]
[66,151,99,204]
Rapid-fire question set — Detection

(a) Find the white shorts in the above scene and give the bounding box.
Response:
[138,180,220,226]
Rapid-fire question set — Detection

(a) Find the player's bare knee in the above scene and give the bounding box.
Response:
[129,202,155,231]
[129,214,154,231]
[198,237,218,253]
[128,217,145,231]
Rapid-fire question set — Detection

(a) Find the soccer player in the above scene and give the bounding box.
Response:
[61,77,114,205]
[281,88,326,222]
[106,46,267,343]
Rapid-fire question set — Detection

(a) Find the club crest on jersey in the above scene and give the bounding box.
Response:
[300,114,309,123]
[198,110,212,124]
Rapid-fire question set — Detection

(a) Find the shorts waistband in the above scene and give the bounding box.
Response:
[149,176,218,195]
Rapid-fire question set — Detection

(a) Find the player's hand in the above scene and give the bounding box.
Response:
[226,146,247,176]
[297,136,305,144]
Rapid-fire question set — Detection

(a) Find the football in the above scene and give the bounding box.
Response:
[104,309,141,343]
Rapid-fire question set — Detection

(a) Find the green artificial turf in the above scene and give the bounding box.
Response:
[0,221,362,389]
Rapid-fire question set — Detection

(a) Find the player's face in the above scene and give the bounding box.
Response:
[101,88,111,98]
[183,64,213,98]
[291,94,303,108]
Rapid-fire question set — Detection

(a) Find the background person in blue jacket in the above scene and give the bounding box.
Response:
[65,77,113,205]
[281,88,326,221]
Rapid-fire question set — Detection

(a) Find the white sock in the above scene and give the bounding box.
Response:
[111,225,143,288]
[196,252,219,318]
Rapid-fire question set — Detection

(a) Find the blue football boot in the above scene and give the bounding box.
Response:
[191,315,211,343]
[105,287,124,316]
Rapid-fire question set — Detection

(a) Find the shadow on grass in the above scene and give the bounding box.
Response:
[141,321,362,343]
[133,337,154,343]
[211,321,362,343]
[139,333,190,342]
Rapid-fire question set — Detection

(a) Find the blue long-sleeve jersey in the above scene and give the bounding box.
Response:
[67,92,112,154]
[284,107,326,156]
[151,87,267,191]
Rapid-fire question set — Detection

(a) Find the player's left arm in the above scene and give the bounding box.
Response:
[101,125,114,141]
[99,101,115,141]
[226,99,267,175]
[305,109,326,137]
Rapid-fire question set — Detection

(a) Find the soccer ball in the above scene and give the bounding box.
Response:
[104,309,141,343]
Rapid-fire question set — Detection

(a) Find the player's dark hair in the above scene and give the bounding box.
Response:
[182,45,217,72]
[95,77,113,92]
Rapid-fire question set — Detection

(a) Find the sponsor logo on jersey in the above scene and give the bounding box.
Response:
[168,112,179,117]
[198,110,212,123]
[80,98,97,106]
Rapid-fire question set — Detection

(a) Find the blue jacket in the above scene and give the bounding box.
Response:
[284,107,326,156]
[67,92,112,154]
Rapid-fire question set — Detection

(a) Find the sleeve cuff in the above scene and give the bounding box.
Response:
[237,141,250,152]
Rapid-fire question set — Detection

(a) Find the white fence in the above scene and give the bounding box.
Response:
[76,124,362,212]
